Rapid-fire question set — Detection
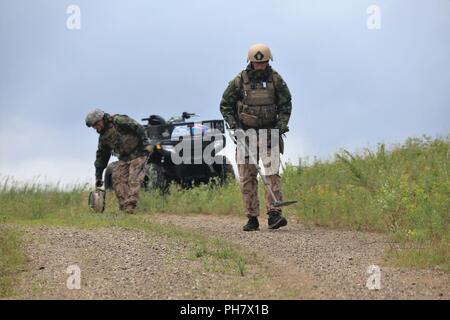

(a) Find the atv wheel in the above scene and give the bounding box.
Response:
[104,161,118,190]
[144,163,168,192]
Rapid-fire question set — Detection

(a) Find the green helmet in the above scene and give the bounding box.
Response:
[85,108,105,127]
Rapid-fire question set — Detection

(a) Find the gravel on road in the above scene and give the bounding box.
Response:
[8,214,449,299]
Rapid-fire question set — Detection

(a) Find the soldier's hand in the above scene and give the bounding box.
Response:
[96,179,103,188]
[145,144,154,155]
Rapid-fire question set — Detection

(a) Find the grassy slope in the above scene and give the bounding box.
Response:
[0,136,448,272]
[282,136,450,270]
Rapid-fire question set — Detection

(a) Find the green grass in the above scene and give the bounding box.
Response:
[0,227,27,297]
[385,241,449,270]
[139,180,244,216]
[281,135,450,271]
[0,135,448,271]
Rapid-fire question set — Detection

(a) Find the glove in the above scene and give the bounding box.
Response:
[145,144,154,155]
[96,179,103,188]
[275,122,289,134]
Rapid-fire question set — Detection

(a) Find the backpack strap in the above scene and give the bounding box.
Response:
[241,70,250,84]
[241,70,252,94]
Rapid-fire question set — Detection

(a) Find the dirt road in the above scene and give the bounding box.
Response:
[10,214,449,299]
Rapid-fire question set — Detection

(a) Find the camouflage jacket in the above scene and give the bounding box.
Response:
[220,64,292,130]
[94,114,151,179]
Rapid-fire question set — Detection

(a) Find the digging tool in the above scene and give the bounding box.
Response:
[226,123,298,208]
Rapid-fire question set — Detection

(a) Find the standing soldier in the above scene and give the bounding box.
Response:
[220,44,292,231]
[85,109,154,213]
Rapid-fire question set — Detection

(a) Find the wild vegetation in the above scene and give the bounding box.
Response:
[282,135,449,270]
[1,135,448,286]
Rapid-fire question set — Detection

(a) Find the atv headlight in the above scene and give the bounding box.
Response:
[161,145,175,153]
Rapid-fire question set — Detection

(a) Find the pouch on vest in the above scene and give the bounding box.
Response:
[238,71,278,128]
[119,133,140,155]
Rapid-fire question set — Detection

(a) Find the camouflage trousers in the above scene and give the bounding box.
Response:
[112,155,147,213]
[236,147,283,218]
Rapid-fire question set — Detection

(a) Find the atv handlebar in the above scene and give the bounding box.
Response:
[181,112,197,120]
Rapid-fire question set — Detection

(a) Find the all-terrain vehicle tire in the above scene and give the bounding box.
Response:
[144,163,168,193]
[104,161,118,190]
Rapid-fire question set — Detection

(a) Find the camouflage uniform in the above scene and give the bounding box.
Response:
[111,155,147,211]
[94,114,151,212]
[220,64,292,218]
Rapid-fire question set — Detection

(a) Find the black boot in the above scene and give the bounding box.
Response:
[268,211,288,230]
[243,217,260,231]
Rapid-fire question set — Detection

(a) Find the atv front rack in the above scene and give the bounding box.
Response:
[144,119,226,147]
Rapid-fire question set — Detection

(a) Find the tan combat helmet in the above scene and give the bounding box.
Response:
[247,43,273,63]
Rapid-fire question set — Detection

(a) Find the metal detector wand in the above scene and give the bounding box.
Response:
[226,122,297,208]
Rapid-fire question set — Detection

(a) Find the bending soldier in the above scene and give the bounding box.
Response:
[85,109,154,213]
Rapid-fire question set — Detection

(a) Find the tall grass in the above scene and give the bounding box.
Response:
[283,136,449,234]
[282,135,450,270]
[0,135,448,270]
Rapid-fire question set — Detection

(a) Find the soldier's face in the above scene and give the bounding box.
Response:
[93,120,104,133]
[252,62,268,71]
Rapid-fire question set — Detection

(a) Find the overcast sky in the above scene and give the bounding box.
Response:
[1,0,449,185]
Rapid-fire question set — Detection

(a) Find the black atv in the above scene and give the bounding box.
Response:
[104,112,235,192]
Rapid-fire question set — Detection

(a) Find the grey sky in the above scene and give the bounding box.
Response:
[1,0,449,184]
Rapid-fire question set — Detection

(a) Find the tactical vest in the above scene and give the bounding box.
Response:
[100,116,141,160]
[237,70,278,128]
